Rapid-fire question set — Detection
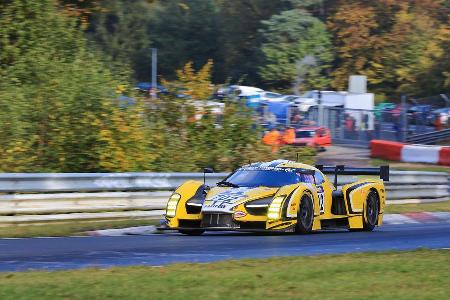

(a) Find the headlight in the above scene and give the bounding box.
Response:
[267,195,285,220]
[166,193,181,217]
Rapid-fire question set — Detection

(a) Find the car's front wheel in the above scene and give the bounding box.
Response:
[296,194,314,234]
[178,229,205,236]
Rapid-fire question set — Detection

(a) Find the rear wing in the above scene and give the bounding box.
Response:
[315,165,389,187]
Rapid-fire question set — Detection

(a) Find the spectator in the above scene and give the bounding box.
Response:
[434,114,443,131]
[291,110,302,127]
[362,113,369,130]
[282,127,296,145]
[345,115,355,139]
[374,117,381,139]
[262,128,281,153]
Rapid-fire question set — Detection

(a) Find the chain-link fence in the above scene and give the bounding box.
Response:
[256,94,449,146]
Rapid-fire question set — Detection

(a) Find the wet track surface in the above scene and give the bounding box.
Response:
[1,222,450,272]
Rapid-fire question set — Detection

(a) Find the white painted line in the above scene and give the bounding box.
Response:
[383,214,420,225]
[87,225,157,236]
[429,212,450,221]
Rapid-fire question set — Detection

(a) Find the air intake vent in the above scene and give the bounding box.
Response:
[201,213,238,228]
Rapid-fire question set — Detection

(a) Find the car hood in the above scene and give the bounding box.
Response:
[295,137,313,143]
[202,186,278,213]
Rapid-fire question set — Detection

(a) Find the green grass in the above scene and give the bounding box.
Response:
[385,200,450,214]
[371,158,450,173]
[0,219,159,238]
[0,249,448,299]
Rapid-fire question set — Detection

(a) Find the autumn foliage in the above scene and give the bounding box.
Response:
[327,0,449,96]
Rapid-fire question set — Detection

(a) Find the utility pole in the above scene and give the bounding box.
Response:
[151,48,157,100]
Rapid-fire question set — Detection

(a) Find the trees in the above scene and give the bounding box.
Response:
[259,9,333,91]
[86,0,154,81]
[327,0,449,96]
[0,0,154,172]
[149,61,275,172]
[327,1,379,91]
[214,0,291,84]
[173,60,214,100]
[75,0,448,96]
[148,0,220,81]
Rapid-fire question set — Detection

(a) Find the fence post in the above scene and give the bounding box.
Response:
[287,105,291,127]
[401,95,408,142]
[318,90,323,126]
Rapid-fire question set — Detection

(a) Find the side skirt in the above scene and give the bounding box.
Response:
[320,218,349,229]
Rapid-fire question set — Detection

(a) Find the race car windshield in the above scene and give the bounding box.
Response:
[296,130,314,138]
[223,169,314,188]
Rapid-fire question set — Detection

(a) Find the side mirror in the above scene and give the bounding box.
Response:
[203,168,214,185]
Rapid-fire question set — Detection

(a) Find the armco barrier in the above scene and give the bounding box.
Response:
[0,171,448,225]
[0,172,227,193]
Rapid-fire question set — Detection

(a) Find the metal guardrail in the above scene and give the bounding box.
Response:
[406,128,450,144]
[0,171,448,225]
[0,172,228,193]
[0,171,447,193]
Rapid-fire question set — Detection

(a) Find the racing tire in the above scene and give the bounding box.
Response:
[296,194,314,234]
[178,229,205,236]
[362,191,379,231]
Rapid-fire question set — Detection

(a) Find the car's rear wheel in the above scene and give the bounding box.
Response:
[178,229,205,236]
[362,191,379,231]
[296,194,314,234]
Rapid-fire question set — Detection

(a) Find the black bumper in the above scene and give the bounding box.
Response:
[156,225,293,233]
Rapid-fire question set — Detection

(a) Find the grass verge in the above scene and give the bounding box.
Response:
[385,200,450,214]
[371,158,450,173]
[0,249,449,299]
[0,219,159,238]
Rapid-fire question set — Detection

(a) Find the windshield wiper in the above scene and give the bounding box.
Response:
[217,181,240,188]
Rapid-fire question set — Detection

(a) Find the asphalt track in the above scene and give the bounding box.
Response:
[1,222,450,272]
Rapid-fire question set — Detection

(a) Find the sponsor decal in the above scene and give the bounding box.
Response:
[202,187,252,212]
[234,211,247,218]
[240,166,305,173]
[207,187,249,203]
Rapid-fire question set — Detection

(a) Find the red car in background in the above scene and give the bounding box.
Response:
[262,126,332,152]
[289,126,332,149]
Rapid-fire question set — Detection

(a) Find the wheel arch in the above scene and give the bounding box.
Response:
[279,184,317,219]
[342,180,385,215]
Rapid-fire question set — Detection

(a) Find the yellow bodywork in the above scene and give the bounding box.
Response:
[164,161,386,232]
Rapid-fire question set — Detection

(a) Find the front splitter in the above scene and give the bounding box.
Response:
[156,226,293,233]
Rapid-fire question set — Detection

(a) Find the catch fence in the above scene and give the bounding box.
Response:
[258,94,449,146]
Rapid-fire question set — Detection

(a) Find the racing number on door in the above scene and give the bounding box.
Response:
[317,185,325,214]
[318,193,325,214]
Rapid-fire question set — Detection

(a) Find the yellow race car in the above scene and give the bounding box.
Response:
[159,160,389,235]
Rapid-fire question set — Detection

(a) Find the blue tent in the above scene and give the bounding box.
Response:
[265,101,292,122]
